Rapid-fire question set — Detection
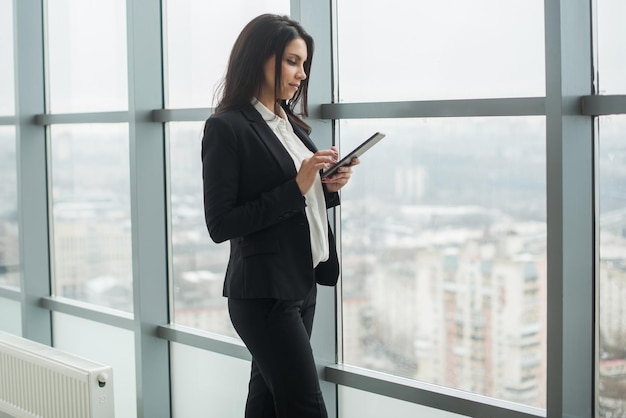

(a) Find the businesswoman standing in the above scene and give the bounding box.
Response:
[201,14,357,418]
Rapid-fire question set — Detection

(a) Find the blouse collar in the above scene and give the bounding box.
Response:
[251,98,287,125]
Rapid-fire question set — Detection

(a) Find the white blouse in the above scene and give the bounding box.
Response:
[252,98,329,267]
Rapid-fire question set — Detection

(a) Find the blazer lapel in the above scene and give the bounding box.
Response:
[289,119,319,154]
[240,104,297,179]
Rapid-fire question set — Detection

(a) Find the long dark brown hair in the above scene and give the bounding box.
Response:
[214,14,314,133]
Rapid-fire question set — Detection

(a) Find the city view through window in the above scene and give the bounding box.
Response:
[3,107,626,413]
[598,116,626,416]
[0,127,19,289]
[339,118,547,407]
[41,114,625,413]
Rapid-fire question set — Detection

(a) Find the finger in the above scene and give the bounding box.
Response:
[314,153,338,166]
[322,173,349,183]
[315,149,339,159]
[302,155,335,171]
[332,167,352,177]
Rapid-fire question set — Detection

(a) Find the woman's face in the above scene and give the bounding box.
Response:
[260,37,308,106]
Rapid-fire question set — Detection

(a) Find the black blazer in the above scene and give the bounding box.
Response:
[201,103,340,300]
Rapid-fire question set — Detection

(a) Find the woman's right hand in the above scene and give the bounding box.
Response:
[296,148,338,195]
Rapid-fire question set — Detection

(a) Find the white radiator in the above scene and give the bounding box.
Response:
[0,331,114,418]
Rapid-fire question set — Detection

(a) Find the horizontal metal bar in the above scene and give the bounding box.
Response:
[34,111,131,125]
[0,286,20,301]
[581,94,626,115]
[157,323,251,361]
[325,364,545,418]
[155,322,547,416]
[25,95,626,128]
[0,116,17,125]
[39,296,134,330]
[321,97,546,119]
[151,108,213,123]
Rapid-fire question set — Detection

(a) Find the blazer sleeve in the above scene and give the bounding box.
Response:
[201,116,307,243]
[324,187,340,209]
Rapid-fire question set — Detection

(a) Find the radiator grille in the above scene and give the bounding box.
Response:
[0,332,114,418]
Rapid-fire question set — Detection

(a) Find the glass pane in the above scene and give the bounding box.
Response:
[597,0,626,94]
[168,122,236,337]
[46,0,128,113]
[50,124,133,312]
[164,0,290,109]
[336,0,545,102]
[0,0,15,115]
[52,312,136,418]
[598,115,626,415]
[339,386,466,418]
[171,342,250,417]
[340,117,547,408]
[0,297,21,336]
[0,126,19,289]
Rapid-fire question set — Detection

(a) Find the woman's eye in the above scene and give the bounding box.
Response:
[286,59,296,66]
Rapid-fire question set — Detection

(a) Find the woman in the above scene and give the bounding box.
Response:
[201,14,357,418]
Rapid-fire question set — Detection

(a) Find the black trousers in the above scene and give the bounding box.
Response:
[228,285,328,418]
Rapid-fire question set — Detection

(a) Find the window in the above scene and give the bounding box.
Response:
[338,117,547,408]
[44,0,132,310]
[164,1,289,336]
[339,386,466,417]
[0,0,15,116]
[0,0,18,290]
[52,312,136,418]
[596,0,626,94]
[335,2,547,409]
[49,124,133,312]
[335,0,545,102]
[164,0,290,109]
[168,122,236,337]
[598,115,626,415]
[0,127,19,289]
[596,0,626,413]
[46,0,128,113]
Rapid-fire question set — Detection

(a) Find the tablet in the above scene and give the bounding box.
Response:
[321,132,386,178]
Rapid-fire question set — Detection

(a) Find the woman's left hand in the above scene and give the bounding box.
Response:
[322,150,360,193]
